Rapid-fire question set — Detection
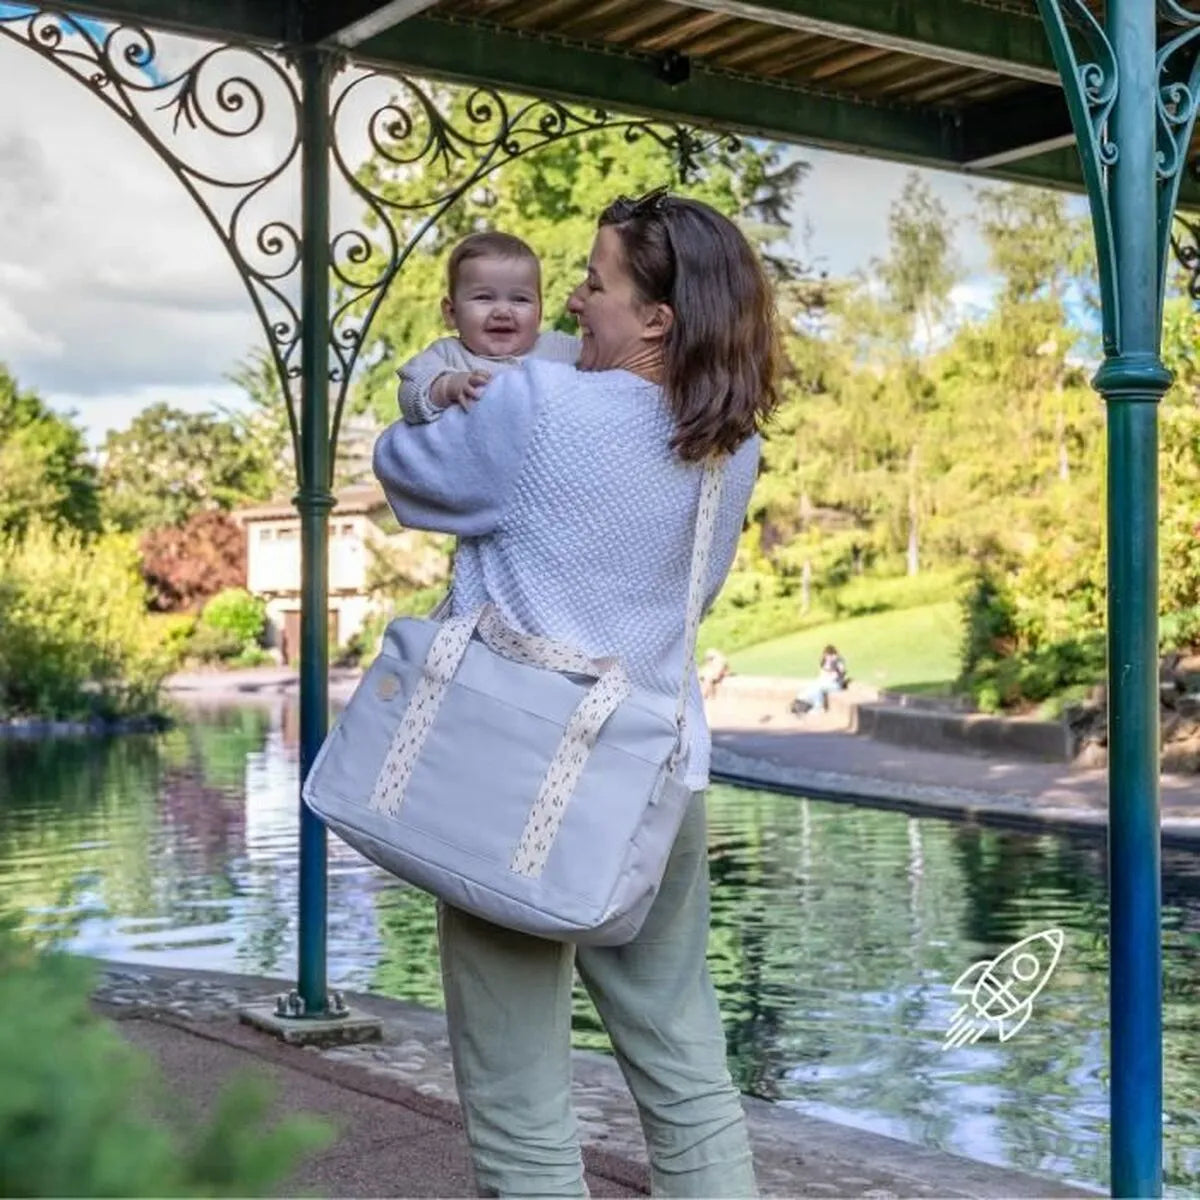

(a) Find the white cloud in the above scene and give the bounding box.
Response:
[0,33,264,407]
[950,277,999,320]
[0,277,63,358]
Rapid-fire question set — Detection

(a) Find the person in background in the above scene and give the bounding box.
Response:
[699,648,730,700]
[791,644,848,715]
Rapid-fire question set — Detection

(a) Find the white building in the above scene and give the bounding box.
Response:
[235,484,446,663]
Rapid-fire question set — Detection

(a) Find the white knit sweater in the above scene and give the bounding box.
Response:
[373,359,759,788]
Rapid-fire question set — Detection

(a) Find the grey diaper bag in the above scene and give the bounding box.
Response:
[302,460,723,946]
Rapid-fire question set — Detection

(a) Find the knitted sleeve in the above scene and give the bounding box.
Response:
[395,338,470,425]
[374,363,543,537]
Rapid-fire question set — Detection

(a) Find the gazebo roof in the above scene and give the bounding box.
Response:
[67,0,1200,205]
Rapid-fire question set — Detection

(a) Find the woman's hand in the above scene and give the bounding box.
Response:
[431,370,492,412]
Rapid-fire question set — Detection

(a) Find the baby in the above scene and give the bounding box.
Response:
[397,230,578,423]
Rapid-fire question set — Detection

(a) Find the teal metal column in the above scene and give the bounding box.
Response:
[296,45,333,1018]
[1099,5,1169,1194]
[1035,1,1181,1194]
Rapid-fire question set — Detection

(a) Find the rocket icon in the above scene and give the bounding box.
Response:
[942,928,1065,1050]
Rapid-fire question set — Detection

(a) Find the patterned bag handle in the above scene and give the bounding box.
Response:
[671,460,724,769]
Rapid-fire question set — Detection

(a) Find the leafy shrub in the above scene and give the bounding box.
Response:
[958,564,1105,712]
[0,915,330,1196]
[140,510,247,613]
[699,568,807,655]
[186,624,246,664]
[0,526,167,720]
[1161,606,1200,656]
[230,646,275,668]
[831,567,964,620]
[966,636,1106,714]
[199,588,267,649]
[958,567,1017,686]
[144,613,198,671]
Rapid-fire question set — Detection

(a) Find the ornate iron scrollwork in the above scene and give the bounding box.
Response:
[1159,3,1200,309]
[1169,208,1200,303]
[0,7,737,474]
[1035,0,1121,350]
[0,6,306,456]
[1170,147,1200,304]
[1037,0,1200,343]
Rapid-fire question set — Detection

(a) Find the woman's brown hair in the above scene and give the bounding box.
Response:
[598,188,781,462]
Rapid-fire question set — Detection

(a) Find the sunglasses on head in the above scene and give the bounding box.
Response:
[607,185,674,222]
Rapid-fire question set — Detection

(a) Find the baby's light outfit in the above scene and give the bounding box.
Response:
[397,331,579,423]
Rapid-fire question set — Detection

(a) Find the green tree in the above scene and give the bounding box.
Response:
[876,172,959,355]
[100,402,280,531]
[225,348,294,486]
[355,88,808,421]
[873,173,960,576]
[754,174,961,587]
[0,365,100,540]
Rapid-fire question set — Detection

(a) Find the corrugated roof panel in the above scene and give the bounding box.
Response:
[427,0,1050,114]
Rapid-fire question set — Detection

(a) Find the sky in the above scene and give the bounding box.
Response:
[0,25,1006,447]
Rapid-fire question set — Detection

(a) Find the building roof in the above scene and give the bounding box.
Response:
[52,0,1200,206]
[235,484,390,524]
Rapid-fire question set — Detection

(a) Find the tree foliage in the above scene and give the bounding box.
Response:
[0,526,168,720]
[140,509,247,613]
[0,366,100,540]
[100,402,281,531]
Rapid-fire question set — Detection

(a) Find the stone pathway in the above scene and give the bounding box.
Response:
[706,692,1200,845]
[93,963,1096,1198]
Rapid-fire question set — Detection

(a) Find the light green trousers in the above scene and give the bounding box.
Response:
[438,791,758,1199]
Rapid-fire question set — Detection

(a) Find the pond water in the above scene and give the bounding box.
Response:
[1,699,1198,1195]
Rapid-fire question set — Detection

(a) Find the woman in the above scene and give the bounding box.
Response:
[373,189,780,1197]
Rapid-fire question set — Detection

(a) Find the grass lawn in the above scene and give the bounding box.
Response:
[727,600,964,693]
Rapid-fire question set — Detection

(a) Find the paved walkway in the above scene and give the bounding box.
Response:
[95,964,1095,1199]
[706,692,1200,845]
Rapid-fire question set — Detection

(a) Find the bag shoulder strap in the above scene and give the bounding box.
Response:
[674,458,726,754]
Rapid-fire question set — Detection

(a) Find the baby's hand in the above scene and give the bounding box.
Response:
[432,370,492,412]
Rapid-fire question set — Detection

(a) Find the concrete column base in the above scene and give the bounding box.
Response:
[239,1002,383,1048]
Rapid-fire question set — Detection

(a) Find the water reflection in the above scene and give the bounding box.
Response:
[0,699,1197,1195]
